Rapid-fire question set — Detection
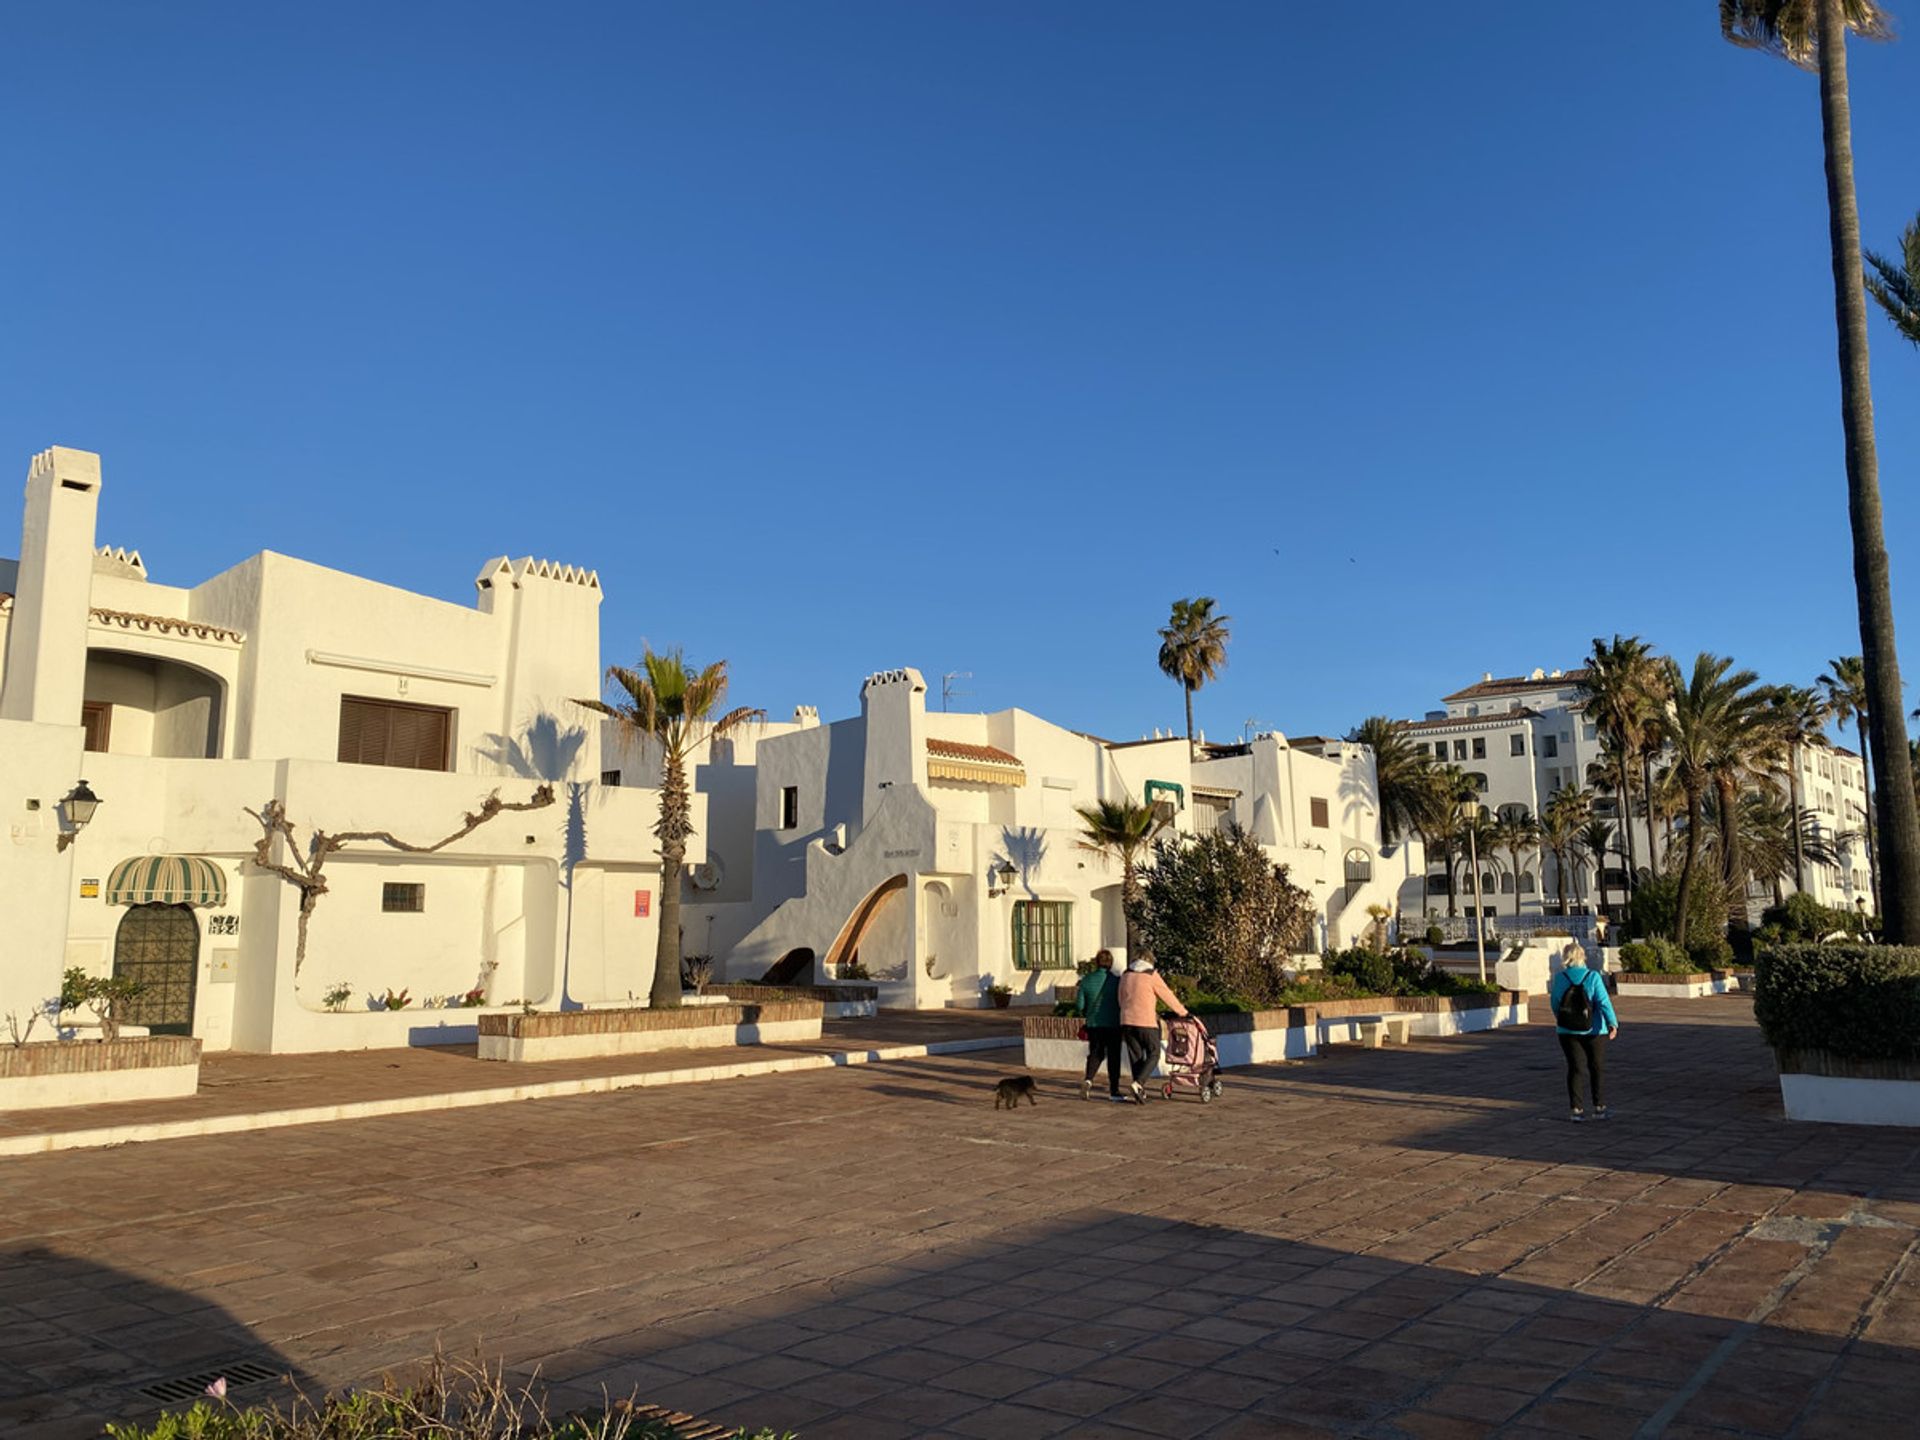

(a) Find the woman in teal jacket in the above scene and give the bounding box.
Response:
[1547,943,1619,1122]
[1073,950,1126,1102]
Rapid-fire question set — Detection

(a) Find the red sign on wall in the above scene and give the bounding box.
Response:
[634,889,652,919]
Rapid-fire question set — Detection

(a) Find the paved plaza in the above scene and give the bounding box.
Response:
[4,995,1919,1439]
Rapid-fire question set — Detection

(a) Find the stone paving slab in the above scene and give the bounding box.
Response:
[0,1009,1021,1154]
[2,995,1917,1438]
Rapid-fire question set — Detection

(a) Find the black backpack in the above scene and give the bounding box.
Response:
[1556,972,1593,1031]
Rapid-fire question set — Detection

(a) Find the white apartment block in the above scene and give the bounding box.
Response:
[621,669,1416,1008]
[0,447,690,1052]
[1403,668,1874,917]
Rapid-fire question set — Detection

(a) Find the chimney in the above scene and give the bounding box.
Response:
[1,448,102,724]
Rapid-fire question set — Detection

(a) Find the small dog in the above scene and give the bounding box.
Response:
[993,1074,1038,1110]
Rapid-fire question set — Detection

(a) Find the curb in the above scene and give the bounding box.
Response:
[0,1036,1019,1157]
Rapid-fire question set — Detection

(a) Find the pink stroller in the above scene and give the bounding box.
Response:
[1161,1015,1224,1102]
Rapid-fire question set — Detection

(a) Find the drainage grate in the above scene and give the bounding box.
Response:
[141,1359,283,1405]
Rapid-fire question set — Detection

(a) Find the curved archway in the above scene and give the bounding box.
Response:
[759,947,816,986]
[824,874,910,978]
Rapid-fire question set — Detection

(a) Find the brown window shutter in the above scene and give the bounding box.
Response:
[339,696,453,771]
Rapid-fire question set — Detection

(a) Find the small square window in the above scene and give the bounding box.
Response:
[1509,733,1525,757]
[600,769,621,786]
[1310,797,1330,828]
[780,786,799,830]
[1542,734,1559,758]
[382,883,425,914]
[1471,737,1487,760]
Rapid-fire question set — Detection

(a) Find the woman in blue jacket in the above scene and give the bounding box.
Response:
[1547,942,1618,1122]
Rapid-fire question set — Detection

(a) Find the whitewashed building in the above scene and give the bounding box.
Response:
[0,447,693,1052]
[643,667,1418,1008]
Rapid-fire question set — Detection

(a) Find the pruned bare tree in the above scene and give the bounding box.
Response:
[245,786,556,972]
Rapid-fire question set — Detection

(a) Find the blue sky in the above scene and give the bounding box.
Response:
[4,4,1918,744]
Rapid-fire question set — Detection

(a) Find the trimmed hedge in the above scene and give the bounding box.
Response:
[1753,944,1920,1063]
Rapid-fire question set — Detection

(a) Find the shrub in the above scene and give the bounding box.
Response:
[1624,870,1731,949]
[1688,935,1736,971]
[1619,938,1694,975]
[1135,827,1313,1007]
[1425,923,1445,947]
[1754,944,1920,1062]
[1759,893,1872,943]
[1164,973,1257,1014]
[1274,975,1378,1005]
[1324,946,1394,995]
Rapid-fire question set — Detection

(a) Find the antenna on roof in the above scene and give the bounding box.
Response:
[940,671,974,712]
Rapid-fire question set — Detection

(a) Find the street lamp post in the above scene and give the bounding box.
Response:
[1467,813,1488,984]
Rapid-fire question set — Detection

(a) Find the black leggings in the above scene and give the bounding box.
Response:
[1123,1025,1161,1085]
[1558,1032,1608,1111]
[1083,1026,1122,1093]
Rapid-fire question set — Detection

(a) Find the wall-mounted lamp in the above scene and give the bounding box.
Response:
[987,859,1018,897]
[56,779,102,853]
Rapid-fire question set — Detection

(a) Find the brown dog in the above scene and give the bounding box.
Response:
[994,1075,1038,1110]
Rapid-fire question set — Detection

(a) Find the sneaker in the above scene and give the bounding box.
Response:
[1130,1082,1146,1105]
[1592,1107,1611,1122]
[1081,1079,1092,1102]
[1569,1110,1587,1123]
[1108,1093,1129,1103]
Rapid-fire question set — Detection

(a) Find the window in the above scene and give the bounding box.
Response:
[1427,873,1450,895]
[1560,730,1573,746]
[1465,772,1489,792]
[1471,736,1487,760]
[337,696,452,771]
[382,883,425,914]
[1452,739,1468,761]
[1310,797,1330,828]
[1194,794,1233,837]
[1509,733,1525,757]
[81,701,113,753]
[1012,900,1072,970]
[1583,723,1598,742]
[600,769,621,787]
[779,786,800,830]
[1542,733,1559,758]
[1415,742,1430,756]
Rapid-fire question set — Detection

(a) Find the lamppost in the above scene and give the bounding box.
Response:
[55,779,102,854]
[1466,812,1488,984]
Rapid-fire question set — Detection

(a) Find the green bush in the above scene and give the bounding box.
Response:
[1424,923,1445,947]
[1164,973,1257,1014]
[1759,893,1872,943]
[1754,944,1920,1062]
[1324,946,1394,995]
[1688,935,1736,972]
[1619,938,1694,975]
[1624,870,1730,949]
[1274,974,1379,1005]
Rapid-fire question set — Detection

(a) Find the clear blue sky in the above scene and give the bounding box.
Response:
[5,4,1918,744]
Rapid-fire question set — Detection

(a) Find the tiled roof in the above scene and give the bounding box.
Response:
[1403,708,1541,732]
[926,738,1022,766]
[89,606,245,645]
[1441,668,1590,702]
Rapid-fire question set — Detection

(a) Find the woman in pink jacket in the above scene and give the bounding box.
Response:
[1117,953,1188,1104]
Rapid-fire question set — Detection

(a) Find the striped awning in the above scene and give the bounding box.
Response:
[105,855,229,908]
[926,738,1026,787]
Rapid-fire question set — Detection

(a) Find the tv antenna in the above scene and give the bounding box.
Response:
[941,671,974,712]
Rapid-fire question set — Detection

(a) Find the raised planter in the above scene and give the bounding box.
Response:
[1775,1050,1920,1127]
[709,983,878,1019]
[1614,970,1747,999]
[0,1037,201,1110]
[1022,991,1525,1074]
[478,999,824,1063]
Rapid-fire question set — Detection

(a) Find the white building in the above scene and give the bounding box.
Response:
[632,667,1418,1007]
[0,447,692,1052]
[1402,667,1874,917]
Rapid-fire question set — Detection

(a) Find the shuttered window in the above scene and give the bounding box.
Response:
[337,696,453,771]
[1012,900,1072,971]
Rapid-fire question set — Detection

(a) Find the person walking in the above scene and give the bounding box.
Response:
[1074,950,1126,1102]
[1117,952,1188,1105]
[1548,941,1618,1122]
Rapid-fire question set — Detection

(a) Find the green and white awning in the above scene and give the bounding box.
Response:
[105,855,229,908]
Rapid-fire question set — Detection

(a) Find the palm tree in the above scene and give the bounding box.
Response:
[1493,810,1540,918]
[1865,210,1920,346]
[1580,637,1662,891]
[1664,653,1765,948]
[1710,681,1788,947]
[1819,655,1882,918]
[580,648,759,1009]
[1425,767,1479,917]
[1076,797,1168,958]
[1579,817,1617,916]
[1763,684,1832,894]
[1157,598,1231,755]
[1540,788,1592,917]
[1724,1,1920,944]
[1349,716,1435,845]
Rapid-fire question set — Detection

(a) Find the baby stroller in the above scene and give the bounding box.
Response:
[1161,1015,1224,1102]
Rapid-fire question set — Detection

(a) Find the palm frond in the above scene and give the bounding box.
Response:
[1722,0,1893,69]
[1864,212,1920,347]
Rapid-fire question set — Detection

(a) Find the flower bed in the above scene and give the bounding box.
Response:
[1755,944,1920,1126]
[709,982,879,1019]
[0,1036,201,1110]
[1022,990,1524,1074]
[477,1000,823,1063]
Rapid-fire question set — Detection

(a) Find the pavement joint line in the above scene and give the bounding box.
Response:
[0,1035,1019,1157]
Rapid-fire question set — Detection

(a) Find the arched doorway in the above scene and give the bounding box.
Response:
[112,904,200,1035]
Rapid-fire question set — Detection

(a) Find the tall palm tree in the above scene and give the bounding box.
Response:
[1579,817,1617,916]
[1494,810,1540,918]
[1724,1,1920,944]
[1763,684,1832,894]
[1865,210,1920,346]
[1157,598,1231,755]
[1580,637,1662,892]
[1424,767,1479,918]
[1076,797,1168,958]
[1349,716,1435,845]
[1819,655,1882,918]
[1540,788,1592,917]
[580,649,759,1009]
[1664,653,1765,948]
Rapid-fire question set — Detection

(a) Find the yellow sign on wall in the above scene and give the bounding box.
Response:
[78,879,99,899]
